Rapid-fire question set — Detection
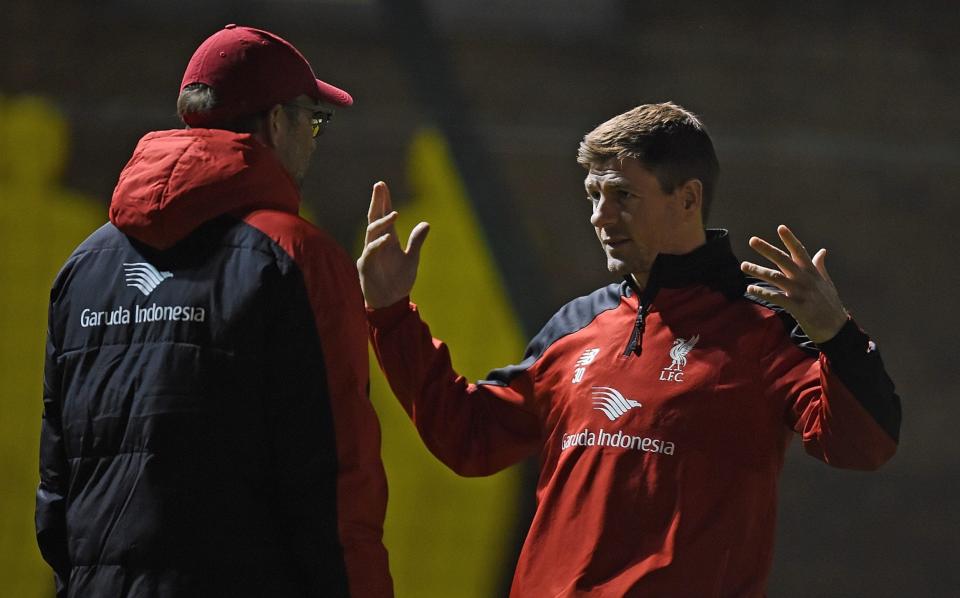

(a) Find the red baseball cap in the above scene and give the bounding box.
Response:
[180,24,353,127]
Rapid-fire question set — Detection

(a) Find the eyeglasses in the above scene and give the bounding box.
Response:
[284,102,334,138]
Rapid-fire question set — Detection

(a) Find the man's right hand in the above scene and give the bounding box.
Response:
[357,181,430,309]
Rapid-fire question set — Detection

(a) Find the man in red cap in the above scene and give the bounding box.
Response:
[36,25,392,597]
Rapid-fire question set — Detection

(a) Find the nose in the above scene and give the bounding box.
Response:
[590,193,617,228]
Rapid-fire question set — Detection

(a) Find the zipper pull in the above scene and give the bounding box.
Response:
[622,277,658,357]
[623,301,648,357]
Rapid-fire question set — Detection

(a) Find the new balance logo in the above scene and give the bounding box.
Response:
[123,262,173,296]
[576,348,600,367]
[592,386,641,421]
[572,348,600,384]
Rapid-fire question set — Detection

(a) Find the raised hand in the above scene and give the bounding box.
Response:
[740,225,849,344]
[357,181,430,309]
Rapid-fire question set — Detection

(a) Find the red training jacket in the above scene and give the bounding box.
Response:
[369,229,899,597]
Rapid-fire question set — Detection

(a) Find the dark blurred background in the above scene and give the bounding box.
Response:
[2,1,957,596]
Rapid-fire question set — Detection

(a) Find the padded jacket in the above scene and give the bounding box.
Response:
[36,129,391,598]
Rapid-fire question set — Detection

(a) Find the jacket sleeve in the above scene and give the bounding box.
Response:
[302,244,392,598]
[246,211,392,598]
[36,303,70,598]
[761,316,901,470]
[368,299,542,477]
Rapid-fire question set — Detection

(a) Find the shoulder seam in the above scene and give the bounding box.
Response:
[478,282,624,386]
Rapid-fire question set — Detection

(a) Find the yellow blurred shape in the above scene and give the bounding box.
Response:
[369,128,526,597]
[0,95,104,597]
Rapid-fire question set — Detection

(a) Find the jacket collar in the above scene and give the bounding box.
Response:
[625,229,746,300]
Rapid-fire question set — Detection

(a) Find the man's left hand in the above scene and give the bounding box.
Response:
[740,225,849,344]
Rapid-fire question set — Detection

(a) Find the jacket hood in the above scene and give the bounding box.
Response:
[110,128,300,249]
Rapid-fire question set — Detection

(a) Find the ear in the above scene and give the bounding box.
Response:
[254,104,286,149]
[675,179,703,218]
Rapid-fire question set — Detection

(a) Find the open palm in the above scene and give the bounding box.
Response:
[740,225,848,344]
[357,181,430,309]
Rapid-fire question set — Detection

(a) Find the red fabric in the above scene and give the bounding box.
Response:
[248,211,392,598]
[110,129,300,249]
[369,300,541,477]
[180,24,352,128]
[790,353,898,468]
[369,286,897,597]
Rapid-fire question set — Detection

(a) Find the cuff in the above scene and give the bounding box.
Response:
[817,318,870,363]
[367,297,415,330]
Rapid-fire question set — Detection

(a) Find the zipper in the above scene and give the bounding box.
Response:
[623,283,657,357]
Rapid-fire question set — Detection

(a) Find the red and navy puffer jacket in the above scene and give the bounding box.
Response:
[36,129,391,598]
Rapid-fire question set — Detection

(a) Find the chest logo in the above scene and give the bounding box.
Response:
[572,347,600,384]
[660,334,699,383]
[123,262,173,296]
[592,386,641,421]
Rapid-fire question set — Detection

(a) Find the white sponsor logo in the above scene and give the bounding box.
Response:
[79,304,206,328]
[124,262,173,296]
[78,264,204,329]
[592,386,641,421]
[572,347,600,384]
[561,427,675,455]
[660,334,699,383]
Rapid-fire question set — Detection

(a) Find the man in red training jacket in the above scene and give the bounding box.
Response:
[357,102,900,597]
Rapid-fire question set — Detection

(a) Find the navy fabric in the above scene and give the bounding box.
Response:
[479,283,624,386]
[38,216,347,597]
[744,281,901,442]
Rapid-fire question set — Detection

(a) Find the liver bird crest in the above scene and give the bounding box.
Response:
[668,334,700,369]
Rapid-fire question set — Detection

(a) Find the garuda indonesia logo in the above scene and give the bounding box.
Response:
[592,386,641,421]
[123,262,173,296]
